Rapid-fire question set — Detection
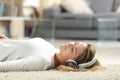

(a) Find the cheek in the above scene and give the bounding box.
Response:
[61,50,69,57]
[64,51,77,60]
[61,50,72,60]
[60,46,76,60]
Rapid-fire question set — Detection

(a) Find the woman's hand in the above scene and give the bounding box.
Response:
[0,34,9,40]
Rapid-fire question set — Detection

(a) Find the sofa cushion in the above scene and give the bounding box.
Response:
[55,18,93,29]
[90,0,113,13]
[61,0,94,15]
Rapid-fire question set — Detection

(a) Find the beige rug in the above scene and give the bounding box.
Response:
[0,64,120,80]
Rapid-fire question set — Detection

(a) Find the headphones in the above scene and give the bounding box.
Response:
[65,54,97,68]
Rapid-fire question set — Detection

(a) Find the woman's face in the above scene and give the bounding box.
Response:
[59,42,88,62]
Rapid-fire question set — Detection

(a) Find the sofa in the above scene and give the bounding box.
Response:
[43,0,120,40]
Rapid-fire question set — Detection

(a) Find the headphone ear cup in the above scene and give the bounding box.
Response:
[65,59,78,68]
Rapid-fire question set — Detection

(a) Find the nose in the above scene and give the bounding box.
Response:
[68,42,75,46]
[70,42,75,44]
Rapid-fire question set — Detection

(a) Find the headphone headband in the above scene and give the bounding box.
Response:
[78,54,97,68]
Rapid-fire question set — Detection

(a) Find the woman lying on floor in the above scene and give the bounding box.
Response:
[0,34,103,72]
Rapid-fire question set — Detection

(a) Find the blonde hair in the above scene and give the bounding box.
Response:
[55,44,105,71]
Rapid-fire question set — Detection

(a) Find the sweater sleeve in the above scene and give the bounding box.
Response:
[0,56,50,72]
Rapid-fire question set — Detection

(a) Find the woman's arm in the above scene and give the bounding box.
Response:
[0,34,9,40]
[0,56,49,72]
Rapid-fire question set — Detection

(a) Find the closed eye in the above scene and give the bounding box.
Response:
[74,47,77,54]
[71,47,74,52]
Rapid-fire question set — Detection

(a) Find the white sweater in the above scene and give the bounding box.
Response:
[0,38,58,71]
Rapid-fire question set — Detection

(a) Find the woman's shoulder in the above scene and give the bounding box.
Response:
[30,37,46,41]
[28,37,51,45]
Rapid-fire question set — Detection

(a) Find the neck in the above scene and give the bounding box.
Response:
[54,53,60,67]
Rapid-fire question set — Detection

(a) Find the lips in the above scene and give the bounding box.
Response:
[61,44,66,50]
